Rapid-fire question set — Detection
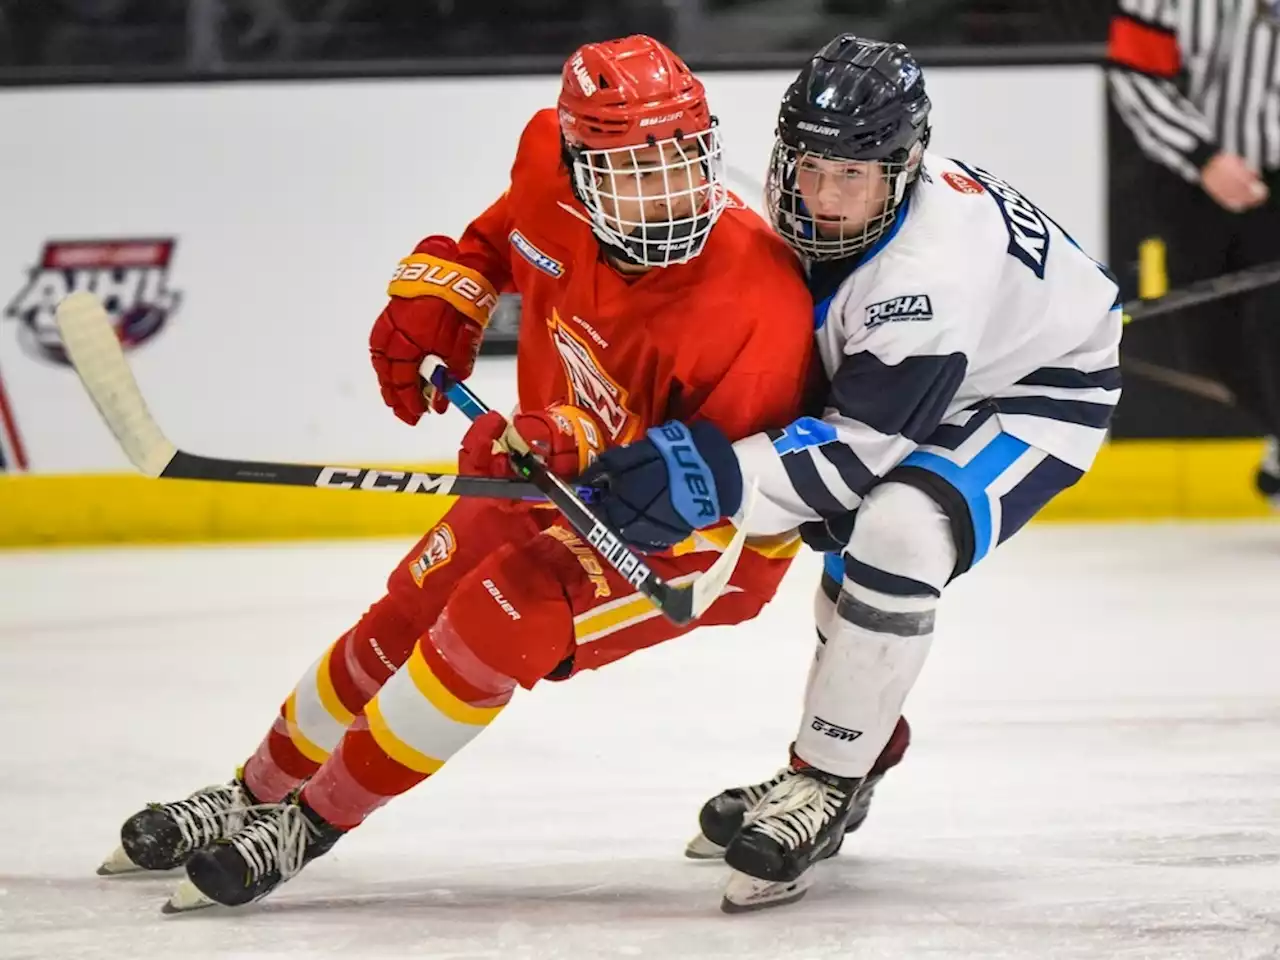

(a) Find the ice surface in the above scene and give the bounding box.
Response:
[1,523,1278,959]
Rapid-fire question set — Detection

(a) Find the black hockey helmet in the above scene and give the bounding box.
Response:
[767,35,932,261]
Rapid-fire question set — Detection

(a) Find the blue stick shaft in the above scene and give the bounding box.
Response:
[429,365,600,505]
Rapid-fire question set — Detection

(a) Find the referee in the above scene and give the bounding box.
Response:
[1107,0,1280,503]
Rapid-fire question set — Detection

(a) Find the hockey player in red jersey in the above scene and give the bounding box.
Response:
[96,35,879,911]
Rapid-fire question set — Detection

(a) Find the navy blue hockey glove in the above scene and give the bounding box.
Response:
[582,420,744,552]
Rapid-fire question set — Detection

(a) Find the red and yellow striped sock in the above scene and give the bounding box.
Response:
[302,615,513,829]
[242,601,420,803]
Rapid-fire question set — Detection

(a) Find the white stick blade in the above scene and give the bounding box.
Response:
[689,481,759,620]
[54,292,176,477]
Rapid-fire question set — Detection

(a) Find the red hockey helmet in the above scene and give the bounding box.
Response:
[557,36,727,268]
[557,35,712,149]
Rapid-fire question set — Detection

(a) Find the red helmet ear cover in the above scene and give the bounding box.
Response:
[557,34,713,149]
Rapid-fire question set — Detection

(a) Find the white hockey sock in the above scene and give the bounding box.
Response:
[804,588,831,700]
[795,481,955,779]
[795,581,935,778]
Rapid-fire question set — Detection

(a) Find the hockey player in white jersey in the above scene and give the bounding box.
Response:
[582,34,1123,912]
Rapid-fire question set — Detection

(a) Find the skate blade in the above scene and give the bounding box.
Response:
[720,868,813,914]
[97,845,145,876]
[161,878,215,914]
[684,832,727,860]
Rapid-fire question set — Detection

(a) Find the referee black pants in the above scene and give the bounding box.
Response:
[1119,158,1280,440]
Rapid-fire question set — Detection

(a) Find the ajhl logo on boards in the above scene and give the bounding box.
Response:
[5,239,182,365]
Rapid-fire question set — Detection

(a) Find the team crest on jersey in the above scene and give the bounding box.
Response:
[942,171,984,195]
[409,522,457,586]
[866,294,934,329]
[548,309,638,442]
[5,239,180,365]
[509,230,564,278]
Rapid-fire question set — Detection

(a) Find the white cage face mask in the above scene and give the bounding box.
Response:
[766,141,916,261]
[570,126,727,268]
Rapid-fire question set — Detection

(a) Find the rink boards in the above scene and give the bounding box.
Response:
[0,436,1270,546]
[0,66,1273,544]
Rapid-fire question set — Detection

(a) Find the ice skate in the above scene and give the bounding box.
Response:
[684,766,795,860]
[163,792,343,913]
[99,777,257,876]
[686,764,884,861]
[720,766,862,913]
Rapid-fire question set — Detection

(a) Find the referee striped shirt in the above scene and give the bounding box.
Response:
[1107,0,1280,181]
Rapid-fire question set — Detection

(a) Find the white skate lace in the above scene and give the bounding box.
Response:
[743,776,848,851]
[164,783,252,851]
[739,768,797,810]
[228,803,321,883]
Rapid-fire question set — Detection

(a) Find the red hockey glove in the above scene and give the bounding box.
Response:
[369,235,499,425]
[459,405,608,480]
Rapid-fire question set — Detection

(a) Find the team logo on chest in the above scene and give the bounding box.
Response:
[548,309,638,442]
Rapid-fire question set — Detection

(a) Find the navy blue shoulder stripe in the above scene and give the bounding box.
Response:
[1016,366,1122,391]
[829,351,969,444]
[993,395,1116,429]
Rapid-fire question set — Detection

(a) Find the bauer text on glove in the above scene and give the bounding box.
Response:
[581,420,743,551]
[369,235,499,424]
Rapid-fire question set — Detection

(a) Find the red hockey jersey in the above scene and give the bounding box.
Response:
[455,108,816,589]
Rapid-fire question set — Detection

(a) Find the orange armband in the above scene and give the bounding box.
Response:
[387,253,500,329]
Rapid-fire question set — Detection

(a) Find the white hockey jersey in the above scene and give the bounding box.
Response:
[733,153,1123,536]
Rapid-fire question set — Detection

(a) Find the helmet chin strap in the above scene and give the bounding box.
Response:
[622,215,706,263]
[892,169,909,205]
[577,195,713,269]
[894,141,926,204]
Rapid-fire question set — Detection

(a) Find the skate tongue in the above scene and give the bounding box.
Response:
[746,777,826,824]
[787,745,815,772]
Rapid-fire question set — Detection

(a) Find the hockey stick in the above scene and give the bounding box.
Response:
[1120,357,1237,406]
[1118,261,1280,405]
[1122,259,1280,325]
[420,356,758,626]
[54,291,750,625]
[51,291,598,503]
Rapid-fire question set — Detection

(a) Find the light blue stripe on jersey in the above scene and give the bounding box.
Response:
[856,193,912,268]
[899,432,1031,563]
[772,416,839,456]
[824,551,844,582]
